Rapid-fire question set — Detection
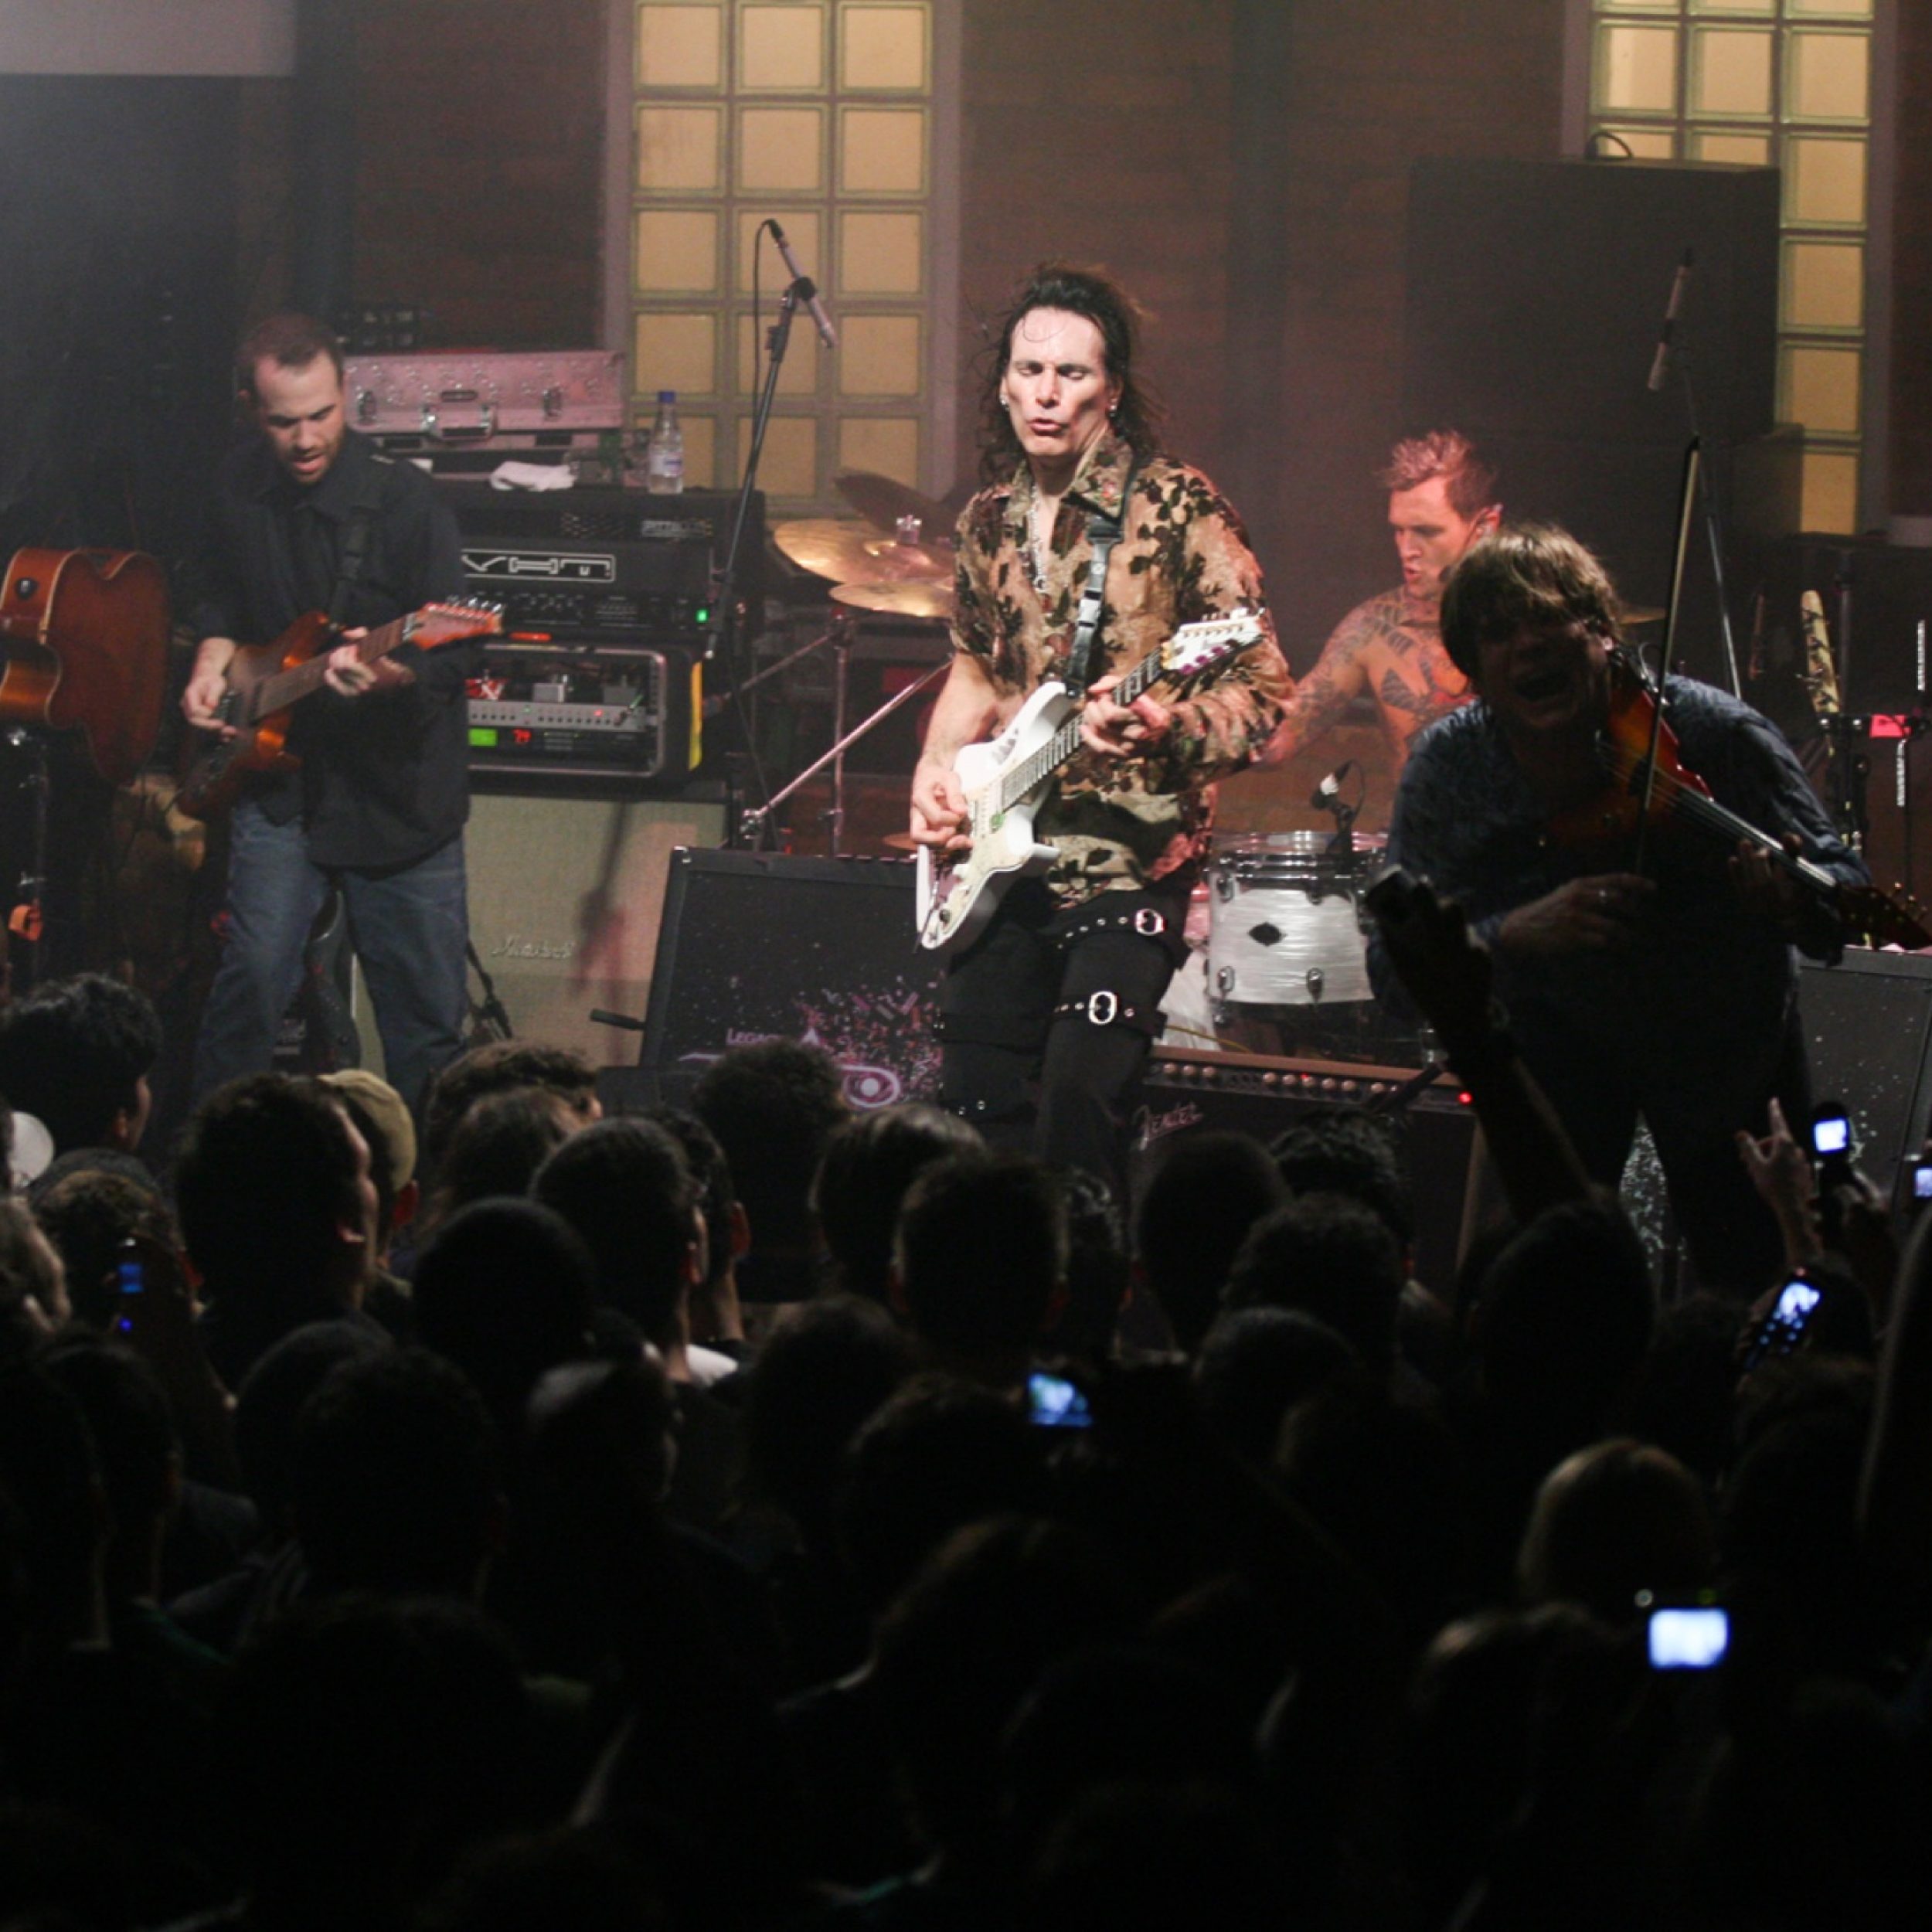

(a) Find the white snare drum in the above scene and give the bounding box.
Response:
[1207,830,1386,1008]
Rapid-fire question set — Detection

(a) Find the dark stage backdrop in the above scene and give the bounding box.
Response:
[0,77,241,567]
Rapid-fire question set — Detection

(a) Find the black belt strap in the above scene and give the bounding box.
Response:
[1063,458,1135,692]
[327,455,393,627]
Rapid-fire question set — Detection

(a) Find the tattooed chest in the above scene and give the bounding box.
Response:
[1376,641,1468,736]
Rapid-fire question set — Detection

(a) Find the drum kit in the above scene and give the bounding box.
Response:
[740,471,957,853]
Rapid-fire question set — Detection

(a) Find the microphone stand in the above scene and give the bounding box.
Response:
[711,274,811,849]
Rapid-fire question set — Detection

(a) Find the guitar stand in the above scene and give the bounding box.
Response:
[464,938,515,1043]
[4,727,51,989]
[739,656,948,855]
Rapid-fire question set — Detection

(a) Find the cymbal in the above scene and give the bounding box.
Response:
[771,518,953,584]
[831,578,955,621]
[1622,605,1667,626]
[832,469,953,541]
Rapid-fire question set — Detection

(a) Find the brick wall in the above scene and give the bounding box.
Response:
[954,0,1240,496]
[954,0,1566,667]
[350,0,604,348]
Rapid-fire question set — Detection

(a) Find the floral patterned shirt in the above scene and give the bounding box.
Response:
[950,427,1289,907]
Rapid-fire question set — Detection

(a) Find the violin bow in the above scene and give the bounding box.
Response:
[1631,436,1703,876]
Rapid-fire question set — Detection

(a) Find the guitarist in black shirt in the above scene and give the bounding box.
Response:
[182,313,477,1117]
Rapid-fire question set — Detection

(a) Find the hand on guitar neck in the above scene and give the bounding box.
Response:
[183,627,411,736]
[1077,670,1172,758]
[321,632,416,697]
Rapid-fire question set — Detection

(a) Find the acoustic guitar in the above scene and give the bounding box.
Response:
[179,599,502,821]
[0,547,169,787]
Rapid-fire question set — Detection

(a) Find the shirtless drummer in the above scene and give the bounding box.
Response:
[1264,430,1502,774]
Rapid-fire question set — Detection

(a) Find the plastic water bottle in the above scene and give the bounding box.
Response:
[647,390,684,495]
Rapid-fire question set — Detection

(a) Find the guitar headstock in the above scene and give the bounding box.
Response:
[412,600,505,648]
[1841,882,1932,952]
[1159,609,1264,685]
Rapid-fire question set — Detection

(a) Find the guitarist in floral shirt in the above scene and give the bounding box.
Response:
[910,265,1288,1187]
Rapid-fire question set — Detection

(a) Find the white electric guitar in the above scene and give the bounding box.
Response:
[914,610,1264,954]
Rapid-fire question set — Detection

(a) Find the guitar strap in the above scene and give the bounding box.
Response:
[327,454,393,627]
[1063,457,1135,693]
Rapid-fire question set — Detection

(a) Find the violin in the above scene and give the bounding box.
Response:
[1550,648,1931,951]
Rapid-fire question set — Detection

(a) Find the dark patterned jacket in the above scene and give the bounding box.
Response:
[951,427,1288,908]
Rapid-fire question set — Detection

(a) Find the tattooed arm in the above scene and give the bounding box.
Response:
[1258,602,1377,767]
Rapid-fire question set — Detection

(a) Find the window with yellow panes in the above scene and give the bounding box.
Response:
[631,2,938,511]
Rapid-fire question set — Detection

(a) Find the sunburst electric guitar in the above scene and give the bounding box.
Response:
[914,611,1264,954]
[178,600,502,821]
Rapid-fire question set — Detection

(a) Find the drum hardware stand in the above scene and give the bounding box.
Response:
[738,658,948,855]
[711,607,864,852]
[710,606,855,714]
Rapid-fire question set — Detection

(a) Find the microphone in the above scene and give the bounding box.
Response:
[769,220,837,349]
[1646,249,1693,393]
[1309,760,1356,811]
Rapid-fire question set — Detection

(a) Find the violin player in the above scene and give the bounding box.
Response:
[1367,523,1869,1292]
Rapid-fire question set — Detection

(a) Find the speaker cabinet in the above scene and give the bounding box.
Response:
[1131,1048,1476,1296]
[631,847,943,1111]
[453,790,727,1067]
[1403,157,1779,446]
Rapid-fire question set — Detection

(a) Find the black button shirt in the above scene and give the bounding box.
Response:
[190,429,474,869]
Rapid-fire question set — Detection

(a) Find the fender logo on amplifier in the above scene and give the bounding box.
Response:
[462,549,616,583]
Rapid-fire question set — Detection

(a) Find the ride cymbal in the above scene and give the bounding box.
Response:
[830,579,955,621]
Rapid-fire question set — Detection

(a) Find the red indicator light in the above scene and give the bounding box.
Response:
[512,728,534,746]
[1458,1090,1473,1106]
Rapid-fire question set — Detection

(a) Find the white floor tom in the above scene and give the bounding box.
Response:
[1207,830,1386,1009]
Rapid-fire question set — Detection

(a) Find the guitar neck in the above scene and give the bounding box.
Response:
[256,612,411,716]
[998,641,1172,811]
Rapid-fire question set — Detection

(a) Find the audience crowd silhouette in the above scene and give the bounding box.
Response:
[1,911,1929,1932]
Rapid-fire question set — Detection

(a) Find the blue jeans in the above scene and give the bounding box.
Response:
[192,801,470,1117]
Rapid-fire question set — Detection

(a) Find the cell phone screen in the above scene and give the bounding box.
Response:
[114,1254,144,1335]
[1026,1371,1093,1430]
[1811,1107,1851,1157]
[1912,1161,1932,1202]
[1742,1276,1821,1372]
[1648,1606,1729,1670]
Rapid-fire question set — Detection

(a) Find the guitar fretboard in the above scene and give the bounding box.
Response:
[995,617,1251,812]
[248,614,413,722]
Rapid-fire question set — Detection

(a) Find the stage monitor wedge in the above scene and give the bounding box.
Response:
[1403,158,1780,447]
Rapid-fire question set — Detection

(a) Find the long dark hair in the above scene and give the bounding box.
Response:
[976,264,1165,483]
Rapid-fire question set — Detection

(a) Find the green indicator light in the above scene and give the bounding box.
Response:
[468,728,498,748]
[696,607,709,624]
